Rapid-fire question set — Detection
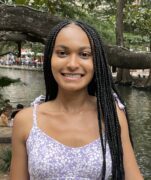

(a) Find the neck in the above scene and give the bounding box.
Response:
[54,88,95,113]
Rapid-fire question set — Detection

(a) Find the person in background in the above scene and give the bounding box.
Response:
[0,108,9,126]
[10,20,143,180]
[11,104,24,119]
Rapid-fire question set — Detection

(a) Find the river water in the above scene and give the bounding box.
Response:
[0,68,150,179]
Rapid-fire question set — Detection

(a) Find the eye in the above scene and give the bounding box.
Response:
[56,50,68,58]
[79,51,92,59]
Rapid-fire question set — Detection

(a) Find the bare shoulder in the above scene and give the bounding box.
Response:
[13,107,33,141]
[14,106,33,125]
[37,100,57,114]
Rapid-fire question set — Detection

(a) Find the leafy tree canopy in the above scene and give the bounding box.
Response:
[0,0,150,49]
[125,3,151,36]
[123,1,151,51]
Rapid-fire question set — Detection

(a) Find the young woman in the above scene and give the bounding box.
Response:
[10,20,143,180]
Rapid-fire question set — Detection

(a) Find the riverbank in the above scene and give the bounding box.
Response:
[0,64,42,71]
[0,127,12,144]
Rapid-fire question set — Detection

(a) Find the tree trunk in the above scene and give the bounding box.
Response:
[115,0,132,84]
[0,5,151,73]
[144,36,151,88]
[105,45,151,69]
[116,0,124,47]
[133,36,151,89]
[116,69,132,85]
[0,5,61,43]
[144,69,151,88]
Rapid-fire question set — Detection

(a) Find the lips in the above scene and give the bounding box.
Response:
[61,73,84,79]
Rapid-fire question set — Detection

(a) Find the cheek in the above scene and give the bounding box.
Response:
[51,58,64,83]
[88,62,94,81]
[51,57,60,72]
[87,61,94,76]
[51,58,58,78]
[89,69,94,82]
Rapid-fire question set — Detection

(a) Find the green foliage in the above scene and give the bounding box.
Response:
[0,76,20,87]
[14,0,26,4]
[124,2,151,50]
[124,4,151,36]
[124,33,149,45]
[95,20,116,44]
[0,148,12,172]
[1,0,116,43]
[22,42,44,55]
[0,42,18,55]
[124,32,149,51]
[23,0,116,42]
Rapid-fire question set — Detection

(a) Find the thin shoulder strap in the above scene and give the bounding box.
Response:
[33,103,38,127]
[113,93,125,110]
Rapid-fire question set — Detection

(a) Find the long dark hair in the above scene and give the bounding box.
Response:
[43,20,132,180]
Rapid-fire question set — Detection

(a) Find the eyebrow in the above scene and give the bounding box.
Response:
[55,45,91,50]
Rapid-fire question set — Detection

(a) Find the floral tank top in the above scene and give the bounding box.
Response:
[26,103,113,180]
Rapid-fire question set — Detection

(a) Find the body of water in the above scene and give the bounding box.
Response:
[0,68,150,179]
[0,68,45,107]
[118,86,151,179]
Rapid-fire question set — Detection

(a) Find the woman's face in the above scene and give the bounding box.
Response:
[51,24,94,92]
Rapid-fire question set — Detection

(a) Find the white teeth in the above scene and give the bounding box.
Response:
[63,74,82,78]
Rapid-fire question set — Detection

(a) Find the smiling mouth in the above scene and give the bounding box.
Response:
[61,73,84,79]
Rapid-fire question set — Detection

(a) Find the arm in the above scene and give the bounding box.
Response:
[116,104,144,180]
[10,109,32,180]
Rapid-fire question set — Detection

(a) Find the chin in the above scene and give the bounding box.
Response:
[60,84,87,93]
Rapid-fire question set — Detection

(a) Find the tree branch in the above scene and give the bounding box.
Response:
[0,4,151,69]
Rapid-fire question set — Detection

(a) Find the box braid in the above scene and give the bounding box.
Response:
[75,21,125,179]
[43,20,70,101]
[110,74,134,147]
[43,19,132,180]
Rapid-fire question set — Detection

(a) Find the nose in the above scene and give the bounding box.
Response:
[66,54,79,70]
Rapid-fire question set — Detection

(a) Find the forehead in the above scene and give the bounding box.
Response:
[54,24,90,47]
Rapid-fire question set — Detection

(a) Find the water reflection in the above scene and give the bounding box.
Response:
[118,86,151,179]
[0,68,45,107]
[0,68,150,179]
